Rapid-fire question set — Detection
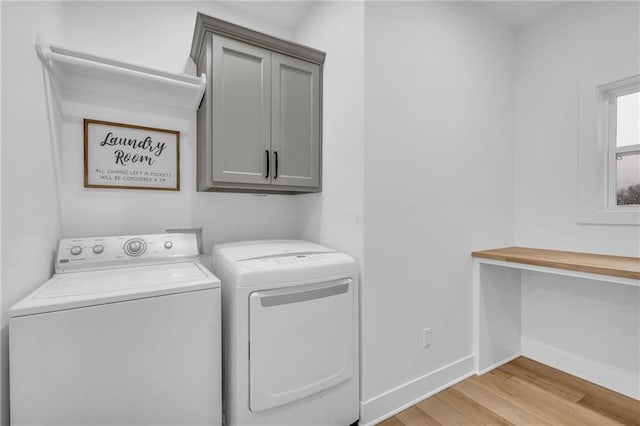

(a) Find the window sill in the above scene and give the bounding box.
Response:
[578,207,640,226]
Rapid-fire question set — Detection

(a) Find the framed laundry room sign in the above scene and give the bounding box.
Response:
[84,119,180,191]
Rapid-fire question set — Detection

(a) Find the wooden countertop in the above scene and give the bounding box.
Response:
[472,247,640,280]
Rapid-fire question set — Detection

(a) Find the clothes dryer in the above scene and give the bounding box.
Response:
[212,240,359,426]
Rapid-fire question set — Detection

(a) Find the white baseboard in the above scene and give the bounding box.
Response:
[477,352,521,375]
[359,354,474,426]
[522,337,640,400]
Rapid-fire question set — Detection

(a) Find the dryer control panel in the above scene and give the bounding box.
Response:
[56,233,199,273]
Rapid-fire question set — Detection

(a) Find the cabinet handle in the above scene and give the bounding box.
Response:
[274,151,278,180]
[265,150,270,178]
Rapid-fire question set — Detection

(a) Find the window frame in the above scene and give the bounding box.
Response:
[578,71,640,226]
[603,79,640,208]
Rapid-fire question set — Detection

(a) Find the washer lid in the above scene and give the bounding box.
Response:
[10,262,220,317]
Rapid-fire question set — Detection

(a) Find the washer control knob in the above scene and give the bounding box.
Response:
[128,241,142,253]
[124,239,146,257]
[164,241,173,249]
[70,246,83,256]
[92,244,104,254]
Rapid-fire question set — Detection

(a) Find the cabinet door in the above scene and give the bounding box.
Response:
[210,36,271,184]
[271,53,320,188]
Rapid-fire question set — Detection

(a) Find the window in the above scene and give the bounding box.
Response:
[578,72,640,225]
[607,89,640,206]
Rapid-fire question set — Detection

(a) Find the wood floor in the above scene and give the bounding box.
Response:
[378,357,640,426]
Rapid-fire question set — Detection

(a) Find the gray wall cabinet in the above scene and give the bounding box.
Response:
[191,13,325,193]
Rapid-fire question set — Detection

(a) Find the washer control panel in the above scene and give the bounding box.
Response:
[56,233,199,273]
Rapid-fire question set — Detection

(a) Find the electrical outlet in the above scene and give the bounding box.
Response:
[423,327,432,348]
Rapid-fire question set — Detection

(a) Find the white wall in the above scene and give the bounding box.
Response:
[514,1,640,397]
[60,1,295,75]
[514,1,640,254]
[521,273,639,397]
[58,1,298,251]
[361,2,515,422]
[0,3,65,424]
[293,2,365,273]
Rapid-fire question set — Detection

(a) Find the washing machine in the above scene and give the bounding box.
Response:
[212,240,359,426]
[9,233,222,426]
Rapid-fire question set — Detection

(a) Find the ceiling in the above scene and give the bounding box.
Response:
[219,1,569,32]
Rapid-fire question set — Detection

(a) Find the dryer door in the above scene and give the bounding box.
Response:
[248,278,354,412]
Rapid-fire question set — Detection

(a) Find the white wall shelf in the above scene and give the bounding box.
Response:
[35,37,206,111]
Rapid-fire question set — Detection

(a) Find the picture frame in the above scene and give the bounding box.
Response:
[84,119,180,191]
